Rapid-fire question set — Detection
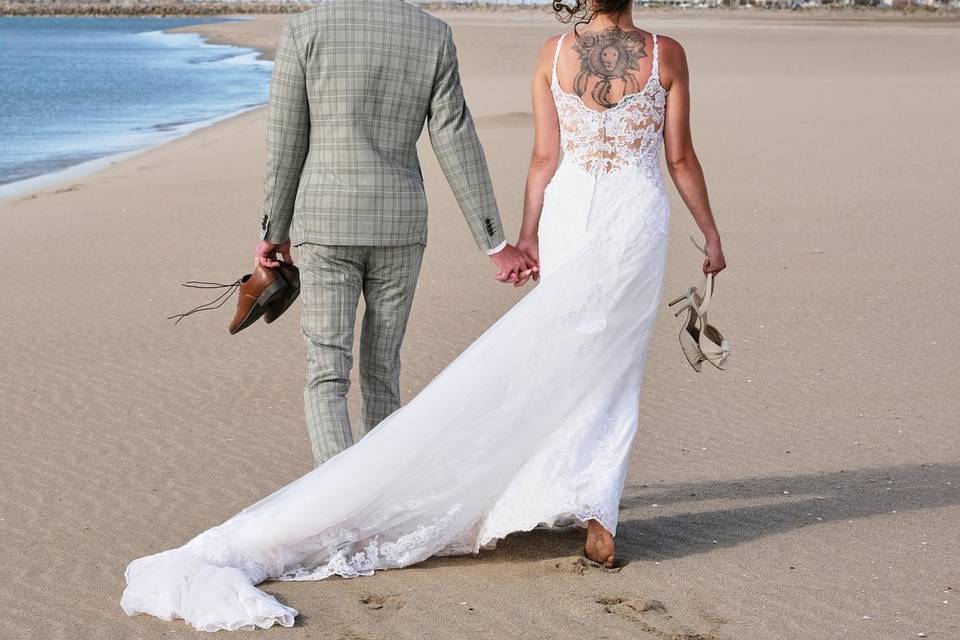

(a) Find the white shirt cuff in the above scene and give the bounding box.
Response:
[485,240,507,255]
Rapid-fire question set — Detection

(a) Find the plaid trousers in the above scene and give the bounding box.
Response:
[298,242,425,465]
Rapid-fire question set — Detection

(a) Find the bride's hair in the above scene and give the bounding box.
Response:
[551,0,632,26]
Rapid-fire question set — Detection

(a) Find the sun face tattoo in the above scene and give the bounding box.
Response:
[573,28,647,109]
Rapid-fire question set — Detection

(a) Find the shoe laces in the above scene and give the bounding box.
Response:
[166,279,242,324]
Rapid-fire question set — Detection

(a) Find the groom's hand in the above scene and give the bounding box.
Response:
[490,243,536,286]
[255,239,292,268]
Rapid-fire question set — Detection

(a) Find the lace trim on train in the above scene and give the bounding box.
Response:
[279,503,468,580]
[187,503,472,583]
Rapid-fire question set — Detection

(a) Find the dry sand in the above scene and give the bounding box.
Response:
[1,10,959,640]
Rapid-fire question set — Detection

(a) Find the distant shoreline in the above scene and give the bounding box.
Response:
[2,2,958,19]
[0,17,271,200]
[0,2,311,16]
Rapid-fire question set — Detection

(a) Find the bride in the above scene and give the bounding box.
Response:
[121,0,726,631]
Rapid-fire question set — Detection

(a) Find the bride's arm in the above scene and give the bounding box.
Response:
[661,38,727,275]
[516,37,563,280]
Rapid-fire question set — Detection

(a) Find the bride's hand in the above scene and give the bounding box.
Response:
[703,239,726,275]
[516,236,540,284]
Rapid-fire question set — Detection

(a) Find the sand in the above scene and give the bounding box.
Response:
[1,9,958,640]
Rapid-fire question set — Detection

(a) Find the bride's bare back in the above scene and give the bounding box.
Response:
[555,26,656,112]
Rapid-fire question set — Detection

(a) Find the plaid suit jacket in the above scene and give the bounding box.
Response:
[259,0,505,252]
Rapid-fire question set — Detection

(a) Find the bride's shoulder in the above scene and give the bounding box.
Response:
[532,33,568,74]
[651,34,688,90]
[652,33,685,63]
[539,33,567,56]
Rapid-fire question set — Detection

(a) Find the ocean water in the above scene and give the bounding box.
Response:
[0,17,272,187]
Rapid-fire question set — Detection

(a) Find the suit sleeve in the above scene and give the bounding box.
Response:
[260,19,310,245]
[427,25,506,253]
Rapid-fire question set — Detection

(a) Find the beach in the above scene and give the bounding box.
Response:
[1,10,958,639]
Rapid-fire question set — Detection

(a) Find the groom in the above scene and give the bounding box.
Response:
[253,1,535,465]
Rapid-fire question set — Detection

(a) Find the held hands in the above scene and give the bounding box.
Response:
[490,242,539,288]
[255,239,292,268]
[256,237,541,287]
[516,236,540,283]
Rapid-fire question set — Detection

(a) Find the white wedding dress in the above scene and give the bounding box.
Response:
[121,33,670,632]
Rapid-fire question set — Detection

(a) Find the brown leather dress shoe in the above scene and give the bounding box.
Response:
[228,264,288,334]
[264,261,300,324]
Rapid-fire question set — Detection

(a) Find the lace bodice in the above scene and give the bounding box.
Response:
[551,32,667,178]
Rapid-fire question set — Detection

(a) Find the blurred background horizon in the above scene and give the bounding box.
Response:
[1,0,956,193]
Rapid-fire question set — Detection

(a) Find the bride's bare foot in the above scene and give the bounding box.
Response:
[583,519,615,568]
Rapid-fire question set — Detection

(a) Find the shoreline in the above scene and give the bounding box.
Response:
[0,103,268,202]
[0,17,274,202]
[4,5,956,202]
[4,4,956,203]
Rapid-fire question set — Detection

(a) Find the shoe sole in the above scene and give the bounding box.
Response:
[264,280,300,324]
[229,278,287,335]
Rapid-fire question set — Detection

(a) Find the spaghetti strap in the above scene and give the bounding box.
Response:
[651,33,660,81]
[551,33,566,86]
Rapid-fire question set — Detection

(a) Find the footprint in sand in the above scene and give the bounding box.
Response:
[596,594,721,640]
[359,593,406,611]
[552,556,624,575]
[596,594,668,615]
[54,184,81,193]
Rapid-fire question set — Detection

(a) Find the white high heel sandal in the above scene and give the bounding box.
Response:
[667,237,731,371]
[692,270,731,370]
[667,287,706,372]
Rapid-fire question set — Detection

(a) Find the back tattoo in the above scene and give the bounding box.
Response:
[572,27,648,109]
